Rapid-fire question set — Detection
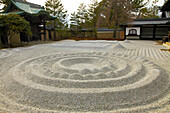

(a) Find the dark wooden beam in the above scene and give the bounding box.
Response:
[84,31,85,38]
[140,26,142,40]
[43,20,46,41]
[153,25,156,40]
[91,31,92,38]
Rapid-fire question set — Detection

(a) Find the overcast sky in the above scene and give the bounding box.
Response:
[0,0,165,15]
[26,0,164,15]
[26,0,102,15]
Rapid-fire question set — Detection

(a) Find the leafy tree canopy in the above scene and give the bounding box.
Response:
[0,14,32,44]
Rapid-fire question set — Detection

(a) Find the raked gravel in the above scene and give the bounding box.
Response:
[0,40,169,112]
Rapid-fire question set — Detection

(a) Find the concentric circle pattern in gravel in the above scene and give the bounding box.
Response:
[0,40,169,112]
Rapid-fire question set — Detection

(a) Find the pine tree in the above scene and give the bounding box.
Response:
[88,0,99,28]
[45,0,68,29]
[88,0,99,37]
[45,0,68,39]
[70,12,80,29]
[146,0,160,18]
[70,1,100,31]
[136,0,160,19]
[132,0,148,18]
[76,3,89,29]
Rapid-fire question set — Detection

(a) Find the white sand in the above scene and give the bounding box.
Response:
[0,40,169,113]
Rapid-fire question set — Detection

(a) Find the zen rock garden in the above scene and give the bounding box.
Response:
[0,0,170,112]
[0,40,169,112]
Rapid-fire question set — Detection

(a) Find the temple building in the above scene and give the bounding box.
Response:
[1,0,56,44]
[123,0,170,40]
[161,0,170,18]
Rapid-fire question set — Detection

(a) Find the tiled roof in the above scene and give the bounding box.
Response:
[14,0,41,9]
[97,28,123,31]
[10,0,45,14]
[2,0,56,19]
[127,20,169,25]
[124,18,170,26]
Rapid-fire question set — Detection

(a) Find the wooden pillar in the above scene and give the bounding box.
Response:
[84,31,85,38]
[71,30,73,37]
[153,25,156,40]
[48,30,51,40]
[43,20,46,41]
[124,26,126,40]
[67,31,69,39]
[140,26,142,40]
[71,31,73,37]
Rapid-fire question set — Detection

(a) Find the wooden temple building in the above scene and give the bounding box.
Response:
[161,0,170,18]
[123,0,170,40]
[0,0,56,44]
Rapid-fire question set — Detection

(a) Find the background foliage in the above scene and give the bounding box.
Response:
[0,14,32,45]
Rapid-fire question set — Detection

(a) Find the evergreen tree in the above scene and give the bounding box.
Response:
[136,0,160,18]
[69,3,89,38]
[146,0,160,18]
[45,0,68,29]
[88,0,99,28]
[70,12,80,29]
[45,0,68,39]
[76,3,89,29]
[87,0,99,37]
[132,0,148,18]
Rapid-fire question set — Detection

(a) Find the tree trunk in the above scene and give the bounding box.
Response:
[53,20,56,40]
[94,20,97,38]
[113,0,118,38]
[7,36,11,47]
[113,23,117,38]
[8,32,15,47]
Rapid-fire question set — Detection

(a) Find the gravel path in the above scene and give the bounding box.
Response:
[0,40,169,112]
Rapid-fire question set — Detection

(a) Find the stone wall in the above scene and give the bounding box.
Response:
[126,36,140,40]
[41,30,49,41]
[97,31,125,39]
[40,30,71,41]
